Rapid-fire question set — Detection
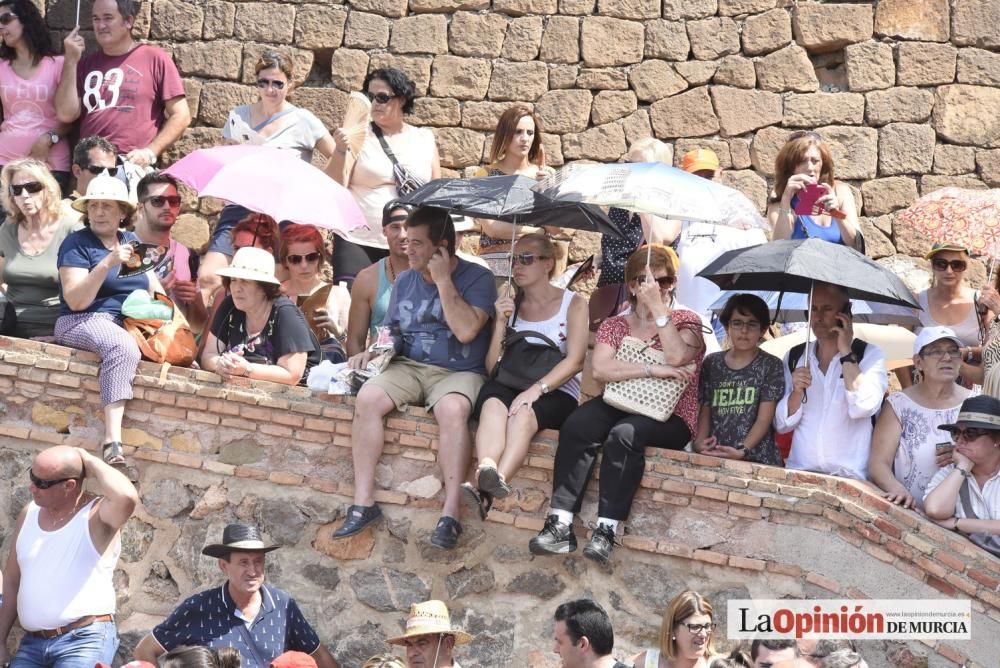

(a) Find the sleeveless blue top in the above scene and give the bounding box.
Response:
[789,195,844,244]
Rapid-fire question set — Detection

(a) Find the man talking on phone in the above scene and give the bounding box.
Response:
[334,207,497,549]
[774,282,887,480]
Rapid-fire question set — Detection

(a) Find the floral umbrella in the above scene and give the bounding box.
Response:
[895,187,1000,258]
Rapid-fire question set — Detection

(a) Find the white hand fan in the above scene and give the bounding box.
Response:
[341,92,371,157]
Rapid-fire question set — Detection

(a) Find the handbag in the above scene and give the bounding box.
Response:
[372,123,425,195]
[603,335,687,421]
[123,293,197,366]
[492,298,565,391]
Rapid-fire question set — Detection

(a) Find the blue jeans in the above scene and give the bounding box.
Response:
[12,620,118,668]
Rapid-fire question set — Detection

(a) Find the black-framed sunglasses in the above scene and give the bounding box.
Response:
[10,181,44,196]
[637,275,676,288]
[287,252,321,265]
[143,195,181,208]
[256,78,286,90]
[28,467,80,490]
[366,91,396,105]
[0,12,17,25]
[85,165,121,177]
[931,258,967,272]
[512,252,550,266]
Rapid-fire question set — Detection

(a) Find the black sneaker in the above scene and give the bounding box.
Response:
[582,524,617,564]
[332,504,382,539]
[529,514,577,555]
[430,516,463,549]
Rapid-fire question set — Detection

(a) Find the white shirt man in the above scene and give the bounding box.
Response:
[774,283,887,480]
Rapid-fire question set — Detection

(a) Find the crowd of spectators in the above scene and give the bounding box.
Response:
[0,1,994,665]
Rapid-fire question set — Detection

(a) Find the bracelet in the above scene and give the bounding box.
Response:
[955,467,971,479]
[334,147,348,155]
[779,207,794,216]
[955,518,963,533]
[643,363,652,378]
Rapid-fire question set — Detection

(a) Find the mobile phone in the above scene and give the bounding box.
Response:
[935,442,954,451]
[793,183,827,216]
[839,301,853,317]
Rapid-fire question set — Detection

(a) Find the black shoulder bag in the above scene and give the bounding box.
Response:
[491,297,565,391]
[371,123,425,195]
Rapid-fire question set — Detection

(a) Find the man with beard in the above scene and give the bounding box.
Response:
[133,171,206,332]
[133,523,339,668]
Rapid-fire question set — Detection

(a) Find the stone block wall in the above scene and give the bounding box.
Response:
[1,335,999,666]
[42,0,1000,273]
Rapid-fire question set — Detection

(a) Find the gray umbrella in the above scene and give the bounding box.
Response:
[697,238,920,309]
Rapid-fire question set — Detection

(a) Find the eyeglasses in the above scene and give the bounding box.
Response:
[287,252,321,265]
[931,258,967,272]
[85,165,121,177]
[256,78,286,90]
[28,467,80,490]
[728,319,761,331]
[143,195,181,208]
[636,275,675,288]
[951,428,993,443]
[10,181,44,196]
[366,91,396,105]
[680,623,717,634]
[0,12,17,25]
[920,347,961,360]
[512,253,550,266]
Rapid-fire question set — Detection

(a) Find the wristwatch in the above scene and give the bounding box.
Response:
[655,314,669,328]
[536,381,550,394]
[839,352,859,366]
[734,443,747,458]
[47,131,59,144]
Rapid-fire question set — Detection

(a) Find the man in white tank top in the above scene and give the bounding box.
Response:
[0,445,138,668]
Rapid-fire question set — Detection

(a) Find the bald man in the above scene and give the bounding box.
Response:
[0,445,138,668]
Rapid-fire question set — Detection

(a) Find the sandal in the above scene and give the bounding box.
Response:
[430,516,463,550]
[102,442,138,483]
[460,482,493,522]
[477,464,512,499]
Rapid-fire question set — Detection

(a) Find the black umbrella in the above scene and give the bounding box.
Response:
[397,174,622,237]
[697,238,919,309]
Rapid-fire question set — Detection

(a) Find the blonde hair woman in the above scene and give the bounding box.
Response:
[0,158,79,337]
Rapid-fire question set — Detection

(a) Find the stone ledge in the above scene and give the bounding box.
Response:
[0,335,998,665]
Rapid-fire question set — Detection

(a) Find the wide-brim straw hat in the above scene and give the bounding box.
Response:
[71,174,136,214]
[202,522,280,558]
[215,246,281,285]
[385,600,473,646]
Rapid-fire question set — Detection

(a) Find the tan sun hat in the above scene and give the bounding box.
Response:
[385,600,472,646]
[215,246,281,285]
[72,174,136,214]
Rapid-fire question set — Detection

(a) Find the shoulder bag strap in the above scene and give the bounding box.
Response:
[252,107,298,132]
[958,477,981,520]
[371,122,402,168]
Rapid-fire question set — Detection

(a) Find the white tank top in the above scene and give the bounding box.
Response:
[16,499,118,630]
[508,290,582,400]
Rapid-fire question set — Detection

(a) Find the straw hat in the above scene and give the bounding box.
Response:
[385,600,472,646]
[72,174,136,214]
[215,247,281,285]
[202,523,280,558]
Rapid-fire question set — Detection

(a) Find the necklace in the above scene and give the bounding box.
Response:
[45,496,84,528]
[387,256,398,282]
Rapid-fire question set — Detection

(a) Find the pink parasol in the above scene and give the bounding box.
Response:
[895,187,1000,258]
[164,145,365,233]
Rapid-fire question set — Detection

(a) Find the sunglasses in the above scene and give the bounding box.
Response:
[681,623,717,634]
[10,181,44,196]
[931,258,967,272]
[28,467,80,490]
[512,253,550,266]
[256,78,286,90]
[789,130,823,141]
[637,275,675,288]
[85,165,121,177]
[0,12,17,25]
[143,195,181,208]
[287,252,321,265]
[951,428,993,443]
[366,91,396,105]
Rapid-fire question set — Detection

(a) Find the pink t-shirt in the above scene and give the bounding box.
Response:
[77,44,185,154]
[0,56,71,170]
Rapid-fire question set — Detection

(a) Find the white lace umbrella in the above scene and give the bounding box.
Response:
[532,162,771,231]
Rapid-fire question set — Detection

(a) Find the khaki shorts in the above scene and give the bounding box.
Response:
[366,357,485,410]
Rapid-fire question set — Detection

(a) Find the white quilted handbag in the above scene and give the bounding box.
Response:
[604,335,687,421]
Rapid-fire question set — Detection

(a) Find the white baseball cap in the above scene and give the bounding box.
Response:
[913,326,962,356]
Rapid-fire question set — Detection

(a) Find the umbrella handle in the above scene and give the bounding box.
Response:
[802,388,808,404]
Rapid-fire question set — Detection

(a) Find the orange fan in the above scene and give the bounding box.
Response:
[341,92,371,157]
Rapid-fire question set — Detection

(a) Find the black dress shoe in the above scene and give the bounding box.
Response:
[332,504,382,539]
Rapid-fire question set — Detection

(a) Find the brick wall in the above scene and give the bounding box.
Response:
[1,335,999,665]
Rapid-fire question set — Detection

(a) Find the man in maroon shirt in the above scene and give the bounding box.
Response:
[61,0,190,173]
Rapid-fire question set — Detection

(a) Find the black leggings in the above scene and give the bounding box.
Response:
[551,396,690,521]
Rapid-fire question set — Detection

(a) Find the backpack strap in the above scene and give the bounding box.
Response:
[788,338,868,372]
